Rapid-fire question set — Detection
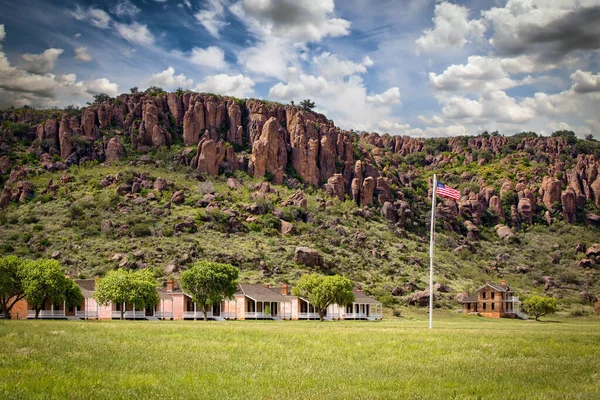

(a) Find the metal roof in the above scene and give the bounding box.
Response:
[353,290,381,304]
[237,284,290,302]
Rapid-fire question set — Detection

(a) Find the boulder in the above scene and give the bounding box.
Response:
[561,189,577,223]
[171,190,185,205]
[585,214,600,226]
[226,177,242,190]
[586,243,600,259]
[517,198,533,224]
[280,220,296,235]
[0,156,11,174]
[580,292,598,304]
[495,224,514,240]
[539,176,561,212]
[58,114,73,159]
[153,177,169,192]
[105,138,124,163]
[464,220,479,241]
[323,174,345,201]
[197,138,225,176]
[381,201,397,223]
[361,176,375,206]
[282,190,307,210]
[488,196,505,220]
[294,247,323,267]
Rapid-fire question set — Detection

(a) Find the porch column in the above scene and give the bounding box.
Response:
[133,304,136,320]
[63,301,66,317]
[254,299,257,319]
[194,302,197,320]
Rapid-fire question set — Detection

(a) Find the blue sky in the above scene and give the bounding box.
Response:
[0,0,599,138]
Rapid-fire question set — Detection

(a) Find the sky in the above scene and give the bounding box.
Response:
[0,0,599,138]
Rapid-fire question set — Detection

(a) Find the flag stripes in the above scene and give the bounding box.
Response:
[436,181,460,200]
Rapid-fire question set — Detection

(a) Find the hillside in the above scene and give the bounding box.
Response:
[1,90,600,313]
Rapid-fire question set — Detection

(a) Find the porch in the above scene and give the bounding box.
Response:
[27,301,67,319]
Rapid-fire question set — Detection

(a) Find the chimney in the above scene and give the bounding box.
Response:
[263,283,270,288]
[465,291,469,296]
[486,280,491,285]
[167,279,174,292]
[501,279,507,286]
[280,284,289,295]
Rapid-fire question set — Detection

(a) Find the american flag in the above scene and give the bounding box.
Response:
[436,181,460,200]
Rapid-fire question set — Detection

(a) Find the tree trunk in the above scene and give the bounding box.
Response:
[121,309,125,320]
[3,309,10,319]
[203,306,208,321]
[35,308,40,319]
[319,309,325,322]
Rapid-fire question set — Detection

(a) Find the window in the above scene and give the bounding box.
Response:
[483,303,487,310]
[491,292,495,300]
[491,303,495,310]
[482,292,486,299]
[115,303,121,311]
[467,303,471,310]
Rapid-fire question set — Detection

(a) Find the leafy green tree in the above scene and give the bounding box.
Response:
[145,86,165,96]
[94,269,159,320]
[524,295,558,321]
[300,99,315,111]
[0,256,26,319]
[93,93,111,104]
[180,261,239,321]
[21,259,81,319]
[292,273,355,321]
[130,86,139,94]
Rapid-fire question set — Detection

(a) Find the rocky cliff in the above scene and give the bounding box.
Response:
[1,91,600,234]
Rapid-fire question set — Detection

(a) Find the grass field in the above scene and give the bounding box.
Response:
[1,312,599,399]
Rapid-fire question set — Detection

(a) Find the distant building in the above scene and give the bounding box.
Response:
[459,280,527,319]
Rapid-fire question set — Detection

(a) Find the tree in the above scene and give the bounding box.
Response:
[130,86,139,94]
[94,269,158,320]
[93,93,111,104]
[523,295,558,321]
[292,273,355,321]
[145,86,165,96]
[300,99,315,111]
[179,261,239,321]
[0,256,26,319]
[21,259,81,319]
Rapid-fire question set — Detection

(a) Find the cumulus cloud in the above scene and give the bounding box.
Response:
[237,36,301,80]
[85,78,119,97]
[313,53,373,79]
[483,1,600,61]
[114,22,155,46]
[366,87,401,105]
[416,2,485,53]
[20,48,64,74]
[195,74,255,97]
[0,25,5,42]
[239,0,350,41]
[74,47,92,62]
[188,46,227,69]
[195,0,228,38]
[0,27,118,108]
[68,5,111,29]
[429,55,526,93]
[112,0,141,18]
[145,67,193,89]
[570,70,600,93]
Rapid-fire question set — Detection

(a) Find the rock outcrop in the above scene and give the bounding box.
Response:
[250,117,287,184]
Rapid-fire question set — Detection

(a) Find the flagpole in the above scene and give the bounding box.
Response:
[429,174,437,329]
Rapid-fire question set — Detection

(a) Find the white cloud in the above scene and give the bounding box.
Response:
[74,33,82,38]
[239,0,350,41]
[112,0,141,18]
[68,5,112,29]
[184,0,192,9]
[114,22,155,46]
[20,48,64,74]
[195,74,255,97]
[85,78,119,97]
[313,52,373,79]
[416,2,485,54]
[0,25,5,42]
[366,87,401,105]
[0,29,118,108]
[195,0,228,38]
[188,46,227,69]
[418,115,444,125]
[74,47,92,62]
[429,55,532,94]
[570,70,600,93]
[237,36,300,80]
[145,67,193,89]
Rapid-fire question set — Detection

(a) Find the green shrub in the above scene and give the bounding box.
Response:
[261,214,281,230]
[130,224,152,237]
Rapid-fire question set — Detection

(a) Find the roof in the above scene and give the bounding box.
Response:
[75,279,96,298]
[476,283,510,293]
[460,296,478,303]
[157,288,174,300]
[236,284,289,302]
[353,290,381,304]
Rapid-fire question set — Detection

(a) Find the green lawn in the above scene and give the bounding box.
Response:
[1,312,599,399]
